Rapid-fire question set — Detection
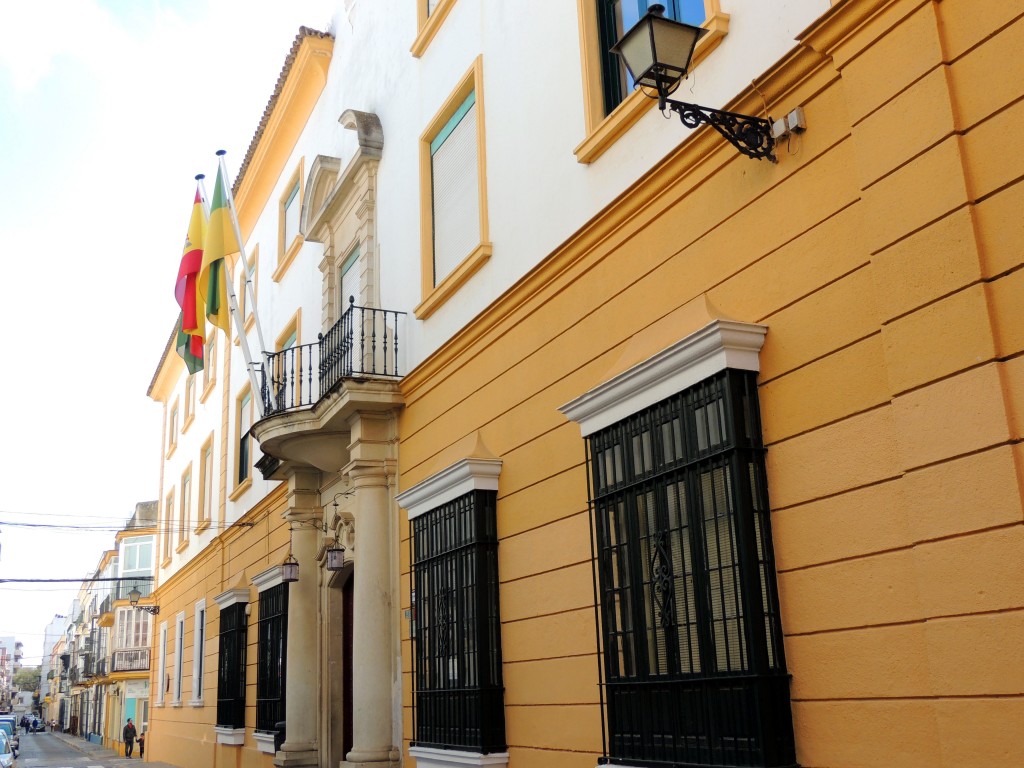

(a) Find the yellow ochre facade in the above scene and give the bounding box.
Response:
[396,1,1024,767]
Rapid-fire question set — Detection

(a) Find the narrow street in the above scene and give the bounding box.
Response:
[12,731,164,768]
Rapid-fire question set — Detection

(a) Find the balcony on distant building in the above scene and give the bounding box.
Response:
[253,300,406,476]
[111,648,151,673]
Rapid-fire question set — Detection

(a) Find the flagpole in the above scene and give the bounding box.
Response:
[197,169,266,420]
[216,150,268,356]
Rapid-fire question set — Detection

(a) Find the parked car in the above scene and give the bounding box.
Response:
[0,720,16,757]
[0,729,15,767]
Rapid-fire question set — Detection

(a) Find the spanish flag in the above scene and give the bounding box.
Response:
[174,187,207,365]
[198,166,239,335]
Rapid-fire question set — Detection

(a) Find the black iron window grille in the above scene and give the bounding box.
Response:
[216,603,247,729]
[411,490,506,753]
[256,583,288,734]
[587,369,796,768]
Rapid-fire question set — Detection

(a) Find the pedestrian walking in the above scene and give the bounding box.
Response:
[138,730,145,758]
[123,718,137,757]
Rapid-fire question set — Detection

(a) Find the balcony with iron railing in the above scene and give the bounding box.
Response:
[115,577,153,602]
[252,300,406,474]
[111,648,150,673]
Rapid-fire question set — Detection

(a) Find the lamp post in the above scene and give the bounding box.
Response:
[611,2,790,161]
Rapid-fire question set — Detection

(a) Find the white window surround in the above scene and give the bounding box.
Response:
[190,599,206,707]
[396,457,502,520]
[212,586,249,743]
[409,746,510,768]
[156,622,168,706]
[251,565,285,593]
[254,731,277,754]
[559,319,767,436]
[215,725,245,746]
[172,612,186,706]
[213,587,251,609]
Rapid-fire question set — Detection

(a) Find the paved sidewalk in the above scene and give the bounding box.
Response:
[49,730,181,768]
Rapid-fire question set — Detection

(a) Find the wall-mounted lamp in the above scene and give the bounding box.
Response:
[127,588,160,616]
[325,540,346,572]
[611,3,804,162]
[281,552,300,583]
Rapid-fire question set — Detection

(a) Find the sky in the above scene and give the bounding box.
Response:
[0,0,336,669]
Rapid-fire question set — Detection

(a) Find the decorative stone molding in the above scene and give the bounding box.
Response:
[213,587,251,609]
[408,746,510,768]
[252,564,286,593]
[215,726,245,746]
[559,319,767,436]
[397,457,502,520]
[255,731,278,754]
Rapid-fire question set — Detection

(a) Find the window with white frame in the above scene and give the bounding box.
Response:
[560,321,796,768]
[397,456,506,760]
[173,612,186,704]
[192,600,206,704]
[157,623,168,705]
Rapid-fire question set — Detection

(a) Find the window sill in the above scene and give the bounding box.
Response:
[411,0,458,58]
[165,443,177,460]
[199,381,216,404]
[160,557,172,569]
[254,731,277,754]
[409,746,509,768]
[175,539,189,554]
[182,414,195,434]
[229,478,252,501]
[188,699,204,708]
[194,520,211,535]
[272,236,303,283]
[214,726,245,746]
[415,242,492,320]
[574,11,729,165]
[170,700,182,709]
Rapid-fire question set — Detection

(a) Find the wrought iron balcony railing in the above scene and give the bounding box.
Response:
[111,648,150,672]
[258,300,405,416]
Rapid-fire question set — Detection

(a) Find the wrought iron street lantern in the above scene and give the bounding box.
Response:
[325,540,346,572]
[611,2,783,161]
[281,553,300,583]
[127,587,160,615]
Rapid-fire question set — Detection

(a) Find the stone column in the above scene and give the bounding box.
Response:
[343,412,399,768]
[276,467,322,768]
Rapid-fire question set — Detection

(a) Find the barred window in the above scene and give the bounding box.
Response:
[588,369,795,768]
[411,490,505,753]
[216,603,247,729]
[256,583,288,733]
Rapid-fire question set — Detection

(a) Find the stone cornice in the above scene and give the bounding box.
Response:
[396,457,502,520]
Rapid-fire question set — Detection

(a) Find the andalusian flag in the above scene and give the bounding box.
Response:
[175,312,204,375]
[174,187,207,367]
[198,166,239,335]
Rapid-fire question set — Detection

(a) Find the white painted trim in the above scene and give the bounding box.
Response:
[252,565,285,592]
[397,457,502,520]
[214,726,245,746]
[191,599,206,704]
[408,746,510,768]
[254,731,278,754]
[173,612,186,705]
[156,623,167,705]
[213,587,250,609]
[559,320,767,436]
